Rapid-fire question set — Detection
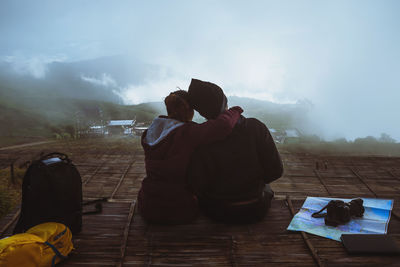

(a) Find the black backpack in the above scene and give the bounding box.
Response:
[14,152,85,234]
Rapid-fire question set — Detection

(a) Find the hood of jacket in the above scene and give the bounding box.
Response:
[143,116,184,146]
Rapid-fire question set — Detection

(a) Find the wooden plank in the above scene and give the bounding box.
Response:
[117,201,136,267]
[0,209,20,238]
[1,140,400,266]
[110,160,135,200]
[286,196,323,267]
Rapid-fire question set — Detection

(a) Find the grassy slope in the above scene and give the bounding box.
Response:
[1,81,398,155]
[0,88,159,138]
[0,168,23,218]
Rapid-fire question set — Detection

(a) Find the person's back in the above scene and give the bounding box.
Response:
[188,116,281,200]
[187,79,283,223]
[138,88,243,224]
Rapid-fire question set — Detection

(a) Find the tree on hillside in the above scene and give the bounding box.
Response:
[354,136,378,145]
[64,125,75,137]
[379,133,396,143]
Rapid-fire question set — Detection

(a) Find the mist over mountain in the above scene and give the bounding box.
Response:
[0,55,172,104]
[0,54,312,138]
[1,0,399,145]
[0,54,397,143]
[0,55,166,137]
[0,53,311,124]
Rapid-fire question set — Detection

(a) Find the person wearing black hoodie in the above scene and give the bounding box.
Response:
[187,79,283,224]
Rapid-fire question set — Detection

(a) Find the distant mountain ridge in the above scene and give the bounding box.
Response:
[0,55,169,104]
[0,55,310,137]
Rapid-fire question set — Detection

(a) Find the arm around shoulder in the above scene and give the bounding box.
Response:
[187,106,243,147]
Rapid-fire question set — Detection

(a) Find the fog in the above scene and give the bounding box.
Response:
[0,0,399,141]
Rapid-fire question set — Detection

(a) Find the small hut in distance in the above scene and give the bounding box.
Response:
[107,120,136,135]
[283,129,301,144]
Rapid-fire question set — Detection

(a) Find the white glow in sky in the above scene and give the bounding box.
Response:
[0,0,399,140]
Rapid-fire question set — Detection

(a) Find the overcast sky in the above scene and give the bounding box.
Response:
[0,0,399,140]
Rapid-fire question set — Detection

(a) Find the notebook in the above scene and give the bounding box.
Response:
[341,234,400,255]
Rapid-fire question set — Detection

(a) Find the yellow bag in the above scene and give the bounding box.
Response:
[0,222,73,267]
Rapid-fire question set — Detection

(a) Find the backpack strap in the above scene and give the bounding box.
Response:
[82,203,103,215]
[40,152,71,164]
[44,240,68,267]
[312,203,329,218]
[82,198,108,215]
[82,197,108,206]
[13,164,36,234]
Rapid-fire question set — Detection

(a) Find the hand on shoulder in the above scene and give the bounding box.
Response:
[228,106,243,114]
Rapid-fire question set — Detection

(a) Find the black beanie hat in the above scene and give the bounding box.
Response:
[188,78,227,119]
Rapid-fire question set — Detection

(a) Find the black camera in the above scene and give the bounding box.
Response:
[312,198,365,227]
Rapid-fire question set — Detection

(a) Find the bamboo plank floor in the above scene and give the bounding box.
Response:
[0,139,400,266]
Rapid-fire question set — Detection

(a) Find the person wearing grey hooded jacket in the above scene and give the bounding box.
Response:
[138,89,243,224]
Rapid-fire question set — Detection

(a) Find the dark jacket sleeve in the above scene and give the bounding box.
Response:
[186,147,210,196]
[253,120,283,183]
[185,106,243,148]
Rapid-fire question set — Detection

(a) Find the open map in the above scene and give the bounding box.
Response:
[287,197,394,241]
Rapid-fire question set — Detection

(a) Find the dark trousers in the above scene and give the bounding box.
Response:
[199,184,274,224]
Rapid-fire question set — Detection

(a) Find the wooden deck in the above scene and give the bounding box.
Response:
[1,139,399,266]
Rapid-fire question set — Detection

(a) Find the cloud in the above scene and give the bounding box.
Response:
[117,77,189,105]
[80,71,188,106]
[2,53,67,78]
[1,1,399,141]
[81,73,117,87]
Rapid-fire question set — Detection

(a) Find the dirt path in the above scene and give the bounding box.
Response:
[0,140,55,151]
